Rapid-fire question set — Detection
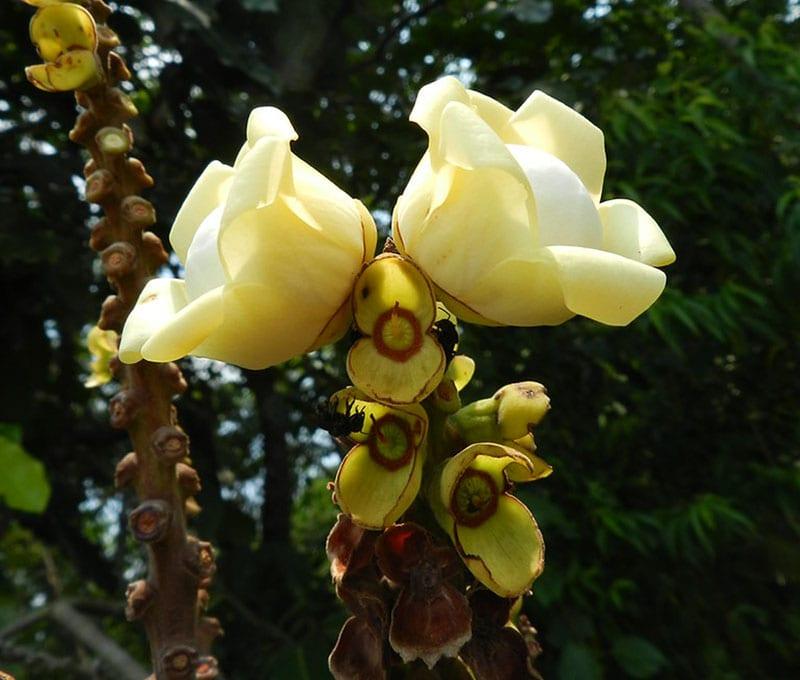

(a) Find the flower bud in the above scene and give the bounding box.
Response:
[151,425,189,464]
[494,382,550,440]
[83,157,98,178]
[97,25,121,50]
[161,646,197,679]
[89,217,111,251]
[107,88,139,120]
[159,362,188,395]
[126,158,154,188]
[96,126,131,155]
[140,231,169,267]
[102,242,137,279]
[124,579,154,621]
[176,463,201,497]
[114,452,138,489]
[109,388,140,429]
[99,294,127,332]
[129,500,172,543]
[107,51,131,82]
[85,169,115,204]
[69,110,97,145]
[121,195,156,228]
[447,397,500,444]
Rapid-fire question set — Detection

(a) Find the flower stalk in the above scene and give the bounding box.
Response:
[22,1,221,676]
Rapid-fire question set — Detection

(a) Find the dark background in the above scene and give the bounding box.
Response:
[1,0,799,678]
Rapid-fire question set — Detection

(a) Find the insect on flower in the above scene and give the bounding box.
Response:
[315,396,367,439]
[432,315,459,367]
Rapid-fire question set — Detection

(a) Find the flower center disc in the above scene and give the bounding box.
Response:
[452,469,499,527]
[373,304,423,362]
[368,414,414,470]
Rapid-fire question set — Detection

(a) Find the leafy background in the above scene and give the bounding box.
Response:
[1,0,799,678]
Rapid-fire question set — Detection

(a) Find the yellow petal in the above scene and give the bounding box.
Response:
[409,76,470,139]
[438,101,529,189]
[454,495,544,597]
[246,106,298,145]
[221,135,292,228]
[546,245,667,326]
[27,49,101,92]
[118,279,222,364]
[183,206,227,299]
[30,3,97,62]
[508,90,606,204]
[465,254,573,326]
[507,145,603,249]
[139,286,225,363]
[404,167,534,305]
[446,355,475,392]
[335,442,423,529]
[598,199,676,267]
[467,89,515,134]
[347,335,445,405]
[170,161,234,263]
[352,254,437,333]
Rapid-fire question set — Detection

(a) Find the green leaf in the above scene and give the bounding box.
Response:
[0,425,51,513]
[612,636,668,678]
[558,643,603,680]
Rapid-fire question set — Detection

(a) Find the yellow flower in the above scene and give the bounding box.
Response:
[347,254,446,404]
[119,107,377,369]
[332,388,428,529]
[85,325,117,388]
[25,3,102,93]
[393,77,676,327]
[433,443,547,598]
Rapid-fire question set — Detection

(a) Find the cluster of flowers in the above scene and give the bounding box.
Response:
[111,74,673,677]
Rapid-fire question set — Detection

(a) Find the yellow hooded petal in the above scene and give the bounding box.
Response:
[30,3,97,62]
[170,161,234,263]
[507,90,606,204]
[598,199,676,267]
[454,495,544,597]
[546,245,667,326]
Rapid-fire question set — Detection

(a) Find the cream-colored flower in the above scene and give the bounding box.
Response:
[393,77,676,327]
[119,107,377,369]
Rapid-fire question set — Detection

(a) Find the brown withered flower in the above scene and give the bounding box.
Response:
[376,523,472,669]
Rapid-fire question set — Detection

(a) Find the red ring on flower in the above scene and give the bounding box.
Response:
[451,469,499,528]
[372,303,423,362]
[368,414,415,471]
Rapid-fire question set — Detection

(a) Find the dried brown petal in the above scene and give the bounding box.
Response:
[460,626,532,680]
[329,616,387,680]
[389,579,471,669]
[326,513,379,585]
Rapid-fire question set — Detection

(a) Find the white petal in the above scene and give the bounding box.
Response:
[508,90,606,203]
[221,135,293,229]
[599,198,676,266]
[546,245,667,325]
[169,161,233,263]
[246,106,298,145]
[508,145,603,250]
[184,206,227,300]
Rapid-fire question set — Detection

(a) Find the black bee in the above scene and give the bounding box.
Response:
[315,396,367,438]
[432,315,459,366]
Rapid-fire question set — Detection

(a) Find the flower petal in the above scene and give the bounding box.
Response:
[30,3,97,62]
[119,279,223,364]
[335,442,422,529]
[170,161,234,263]
[507,145,603,250]
[221,136,292,228]
[352,254,437,333]
[508,90,606,203]
[183,207,227,300]
[348,335,445,405]
[454,495,544,597]
[467,89,515,134]
[598,198,676,267]
[409,76,470,139]
[545,245,667,325]
[246,106,298,145]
